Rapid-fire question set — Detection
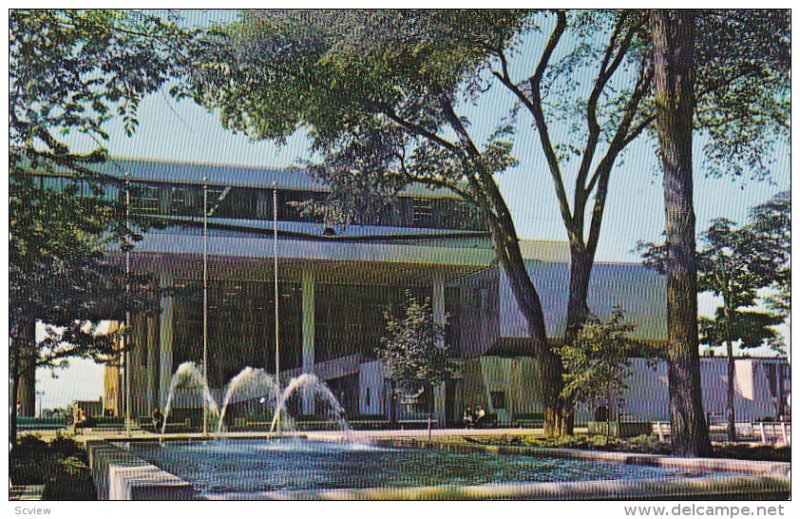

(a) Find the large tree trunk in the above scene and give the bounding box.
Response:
[10,342,22,448]
[651,10,713,457]
[498,236,568,437]
[565,246,593,344]
[563,246,594,431]
[10,318,36,446]
[17,353,37,417]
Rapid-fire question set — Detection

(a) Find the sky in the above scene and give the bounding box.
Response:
[18,8,791,409]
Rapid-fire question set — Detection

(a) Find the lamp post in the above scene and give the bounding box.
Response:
[273,182,280,433]
[36,390,44,418]
[203,177,209,437]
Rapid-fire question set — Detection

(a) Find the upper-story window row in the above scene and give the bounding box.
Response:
[33,175,488,231]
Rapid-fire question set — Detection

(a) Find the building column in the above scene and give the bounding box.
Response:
[158,269,174,410]
[302,268,315,415]
[103,321,122,416]
[131,313,148,419]
[146,314,158,415]
[432,273,446,426]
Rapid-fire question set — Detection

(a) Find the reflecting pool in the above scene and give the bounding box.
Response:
[125,438,716,498]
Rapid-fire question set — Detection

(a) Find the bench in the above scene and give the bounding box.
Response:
[348,419,390,430]
[512,414,544,429]
[752,421,791,445]
[397,419,432,430]
[16,418,70,431]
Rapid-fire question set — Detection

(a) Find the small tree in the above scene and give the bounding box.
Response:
[696,219,784,441]
[377,293,458,427]
[559,307,636,438]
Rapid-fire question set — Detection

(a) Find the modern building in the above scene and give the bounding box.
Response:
[24,158,789,427]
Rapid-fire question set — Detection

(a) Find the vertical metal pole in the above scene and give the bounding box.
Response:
[125,172,132,436]
[273,183,280,433]
[203,178,209,437]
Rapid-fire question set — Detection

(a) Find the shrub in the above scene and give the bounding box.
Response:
[43,456,96,500]
[10,434,96,500]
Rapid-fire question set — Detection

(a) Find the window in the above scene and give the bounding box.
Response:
[133,184,160,214]
[411,198,434,227]
[256,191,273,219]
[170,187,186,214]
[490,391,506,410]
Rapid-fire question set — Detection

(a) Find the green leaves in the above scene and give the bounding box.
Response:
[377,292,457,397]
[558,306,637,414]
[9,10,190,367]
[699,309,782,352]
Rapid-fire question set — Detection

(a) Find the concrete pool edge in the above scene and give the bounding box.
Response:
[86,440,194,500]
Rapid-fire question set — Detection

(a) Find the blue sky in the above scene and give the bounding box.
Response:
[33,9,790,408]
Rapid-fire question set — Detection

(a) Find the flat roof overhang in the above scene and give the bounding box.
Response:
[108,232,495,286]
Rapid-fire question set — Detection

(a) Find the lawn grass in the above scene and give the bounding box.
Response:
[10,433,97,500]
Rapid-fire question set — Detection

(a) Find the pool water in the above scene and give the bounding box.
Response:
[126,438,713,497]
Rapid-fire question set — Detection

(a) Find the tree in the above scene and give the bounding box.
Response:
[696,219,784,440]
[185,9,666,436]
[8,10,194,444]
[647,9,788,457]
[650,10,711,456]
[187,10,570,436]
[377,293,458,427]
[559,307,637,438]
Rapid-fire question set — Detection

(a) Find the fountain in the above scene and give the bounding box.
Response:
[160,363,351,437]
[161,361,220,435]
[270,373,351,437]
[216,367,280,434]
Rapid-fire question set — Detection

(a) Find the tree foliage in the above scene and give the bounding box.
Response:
[559,307,638,423]
[747,191,791,318]
[699,309,782,354]
[8,9,196,442]
[9,9,196,346]
[377,293,458,402]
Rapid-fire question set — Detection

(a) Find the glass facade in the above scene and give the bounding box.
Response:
[172,279,302,387]
[33,174,488,230]
[170,280,462,389]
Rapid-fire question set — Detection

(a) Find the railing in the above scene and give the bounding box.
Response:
[652,421,791,445]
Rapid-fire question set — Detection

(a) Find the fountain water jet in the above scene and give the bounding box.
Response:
[270,373,351,438]
[217,367,280,434]
[161,361,220,435]
[160,364,351,437]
